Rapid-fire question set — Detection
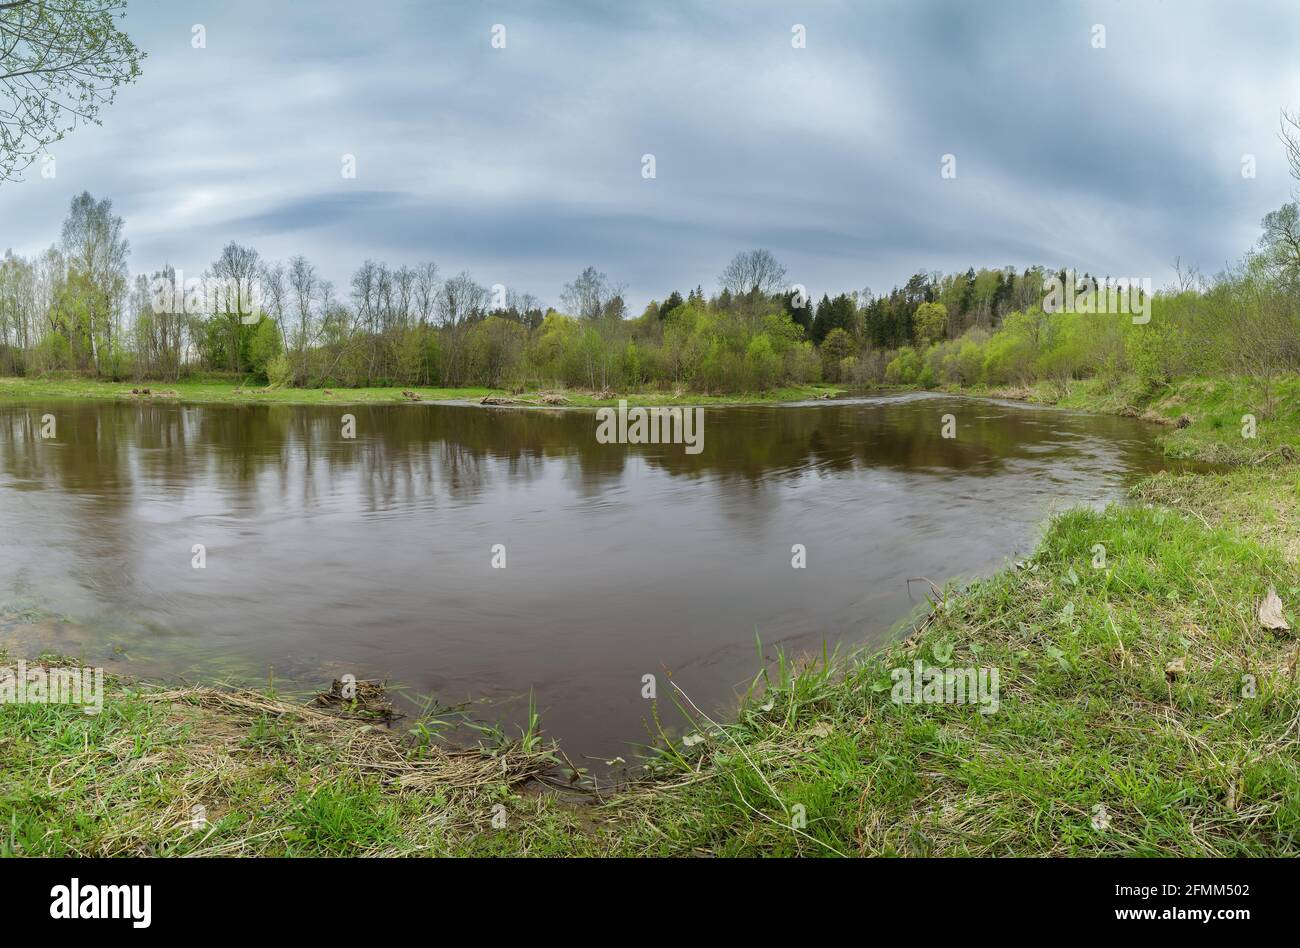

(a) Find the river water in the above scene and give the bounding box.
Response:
[0,392,1172,764]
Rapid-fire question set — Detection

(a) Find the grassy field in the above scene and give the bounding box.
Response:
[2,373,1297,856]
[0,376,845,408]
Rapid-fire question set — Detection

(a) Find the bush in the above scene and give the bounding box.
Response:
[265,353,293,388]
[820,328,857,381]
[848,349,889,385]
[745,334,781,390]
[31,332,71,373]
[884,346,922,384]
[937,329,988,385]
[247,318,283,383]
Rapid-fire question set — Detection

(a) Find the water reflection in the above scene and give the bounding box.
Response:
[0,393,1170,760]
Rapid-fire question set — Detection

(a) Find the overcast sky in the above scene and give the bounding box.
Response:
[2,0,1299,310]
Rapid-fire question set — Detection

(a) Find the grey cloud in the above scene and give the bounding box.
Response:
[2,0,1297,310]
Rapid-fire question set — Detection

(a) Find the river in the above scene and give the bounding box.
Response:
[0,392,1173,764]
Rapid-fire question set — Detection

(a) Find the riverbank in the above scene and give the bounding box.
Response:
[2,375,1297,856]
[0,377,845,408]
[894,374,1300,465]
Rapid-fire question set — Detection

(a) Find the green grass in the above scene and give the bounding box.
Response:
[0,376,844,409]
[0,376,502,406]
[1135,467,1300,560]
[0,677,595,856]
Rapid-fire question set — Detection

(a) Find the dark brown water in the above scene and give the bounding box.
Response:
[0,393,1170,763]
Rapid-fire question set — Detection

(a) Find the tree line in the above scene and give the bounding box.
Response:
[2,193,1299,402]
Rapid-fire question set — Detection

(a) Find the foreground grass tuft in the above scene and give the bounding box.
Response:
[0,683,584,856]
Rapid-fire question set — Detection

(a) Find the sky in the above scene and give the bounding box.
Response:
[2,0,1299,311]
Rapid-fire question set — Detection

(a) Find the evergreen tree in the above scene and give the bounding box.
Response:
[784,289,813,335]
[661,290,684,318]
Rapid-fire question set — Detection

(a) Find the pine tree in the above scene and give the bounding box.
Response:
[661,291,684,318]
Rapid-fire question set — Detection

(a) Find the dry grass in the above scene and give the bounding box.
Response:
[1,678,576,857]
[1135,468,1300,561]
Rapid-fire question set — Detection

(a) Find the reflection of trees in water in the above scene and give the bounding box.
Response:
[0,399,1164,516]
[642,400,1161,484]
[0,404,573,514]
[0,404,153,589]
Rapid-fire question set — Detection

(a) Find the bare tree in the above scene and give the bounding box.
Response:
[287,255,318,379]
[719,248,788,297]
[436,270,485,329]
[560,265,623,321]
[413,261,439,326]
[503,288,539,320]
[1280,108,1300,189]
[436,270,485,385]
[393,264,414,327]
[260,260,287,346]
[133,263,184,380]
[0,249,35,370]
[0,0,144,181]
[350,258,380,382]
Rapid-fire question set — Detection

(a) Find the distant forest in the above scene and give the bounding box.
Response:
[2,193,1299,402]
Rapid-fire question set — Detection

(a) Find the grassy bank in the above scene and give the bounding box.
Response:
[0,376,844,408]
[911,374,1300,465]
[2,374,1298,856]
[0,674,583,856]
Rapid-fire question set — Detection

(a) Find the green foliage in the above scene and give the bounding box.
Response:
[820,327,857,381]
[912,301,948,348]
[934,329,989,385]
[981,309,1041,385]
[31,331,72,373]
[264,353,292,388]
[0,2,144,182]
[811,293,858,344]
[745,334,780,389]
[884,346,922,384]
[466,315,527,387]
[246,317,282,382]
